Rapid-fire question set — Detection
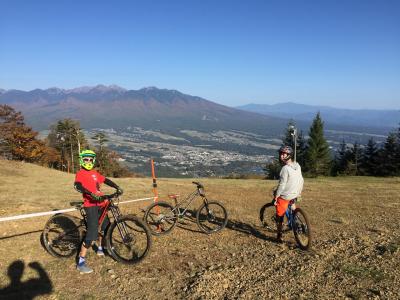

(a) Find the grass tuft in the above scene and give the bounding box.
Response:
[342,264,385,282]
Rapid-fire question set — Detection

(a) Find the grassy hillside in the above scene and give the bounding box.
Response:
[0,160,399,299]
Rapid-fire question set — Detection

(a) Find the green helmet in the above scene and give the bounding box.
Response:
[79,149,96,170]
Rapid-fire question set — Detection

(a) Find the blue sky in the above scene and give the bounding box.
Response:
[1,0,399,109]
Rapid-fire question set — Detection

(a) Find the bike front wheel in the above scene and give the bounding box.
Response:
[292,208,312,250]
[42,213,83,258]
[106,215,152,264]
[144,201,178,236]
[259,202,278,232]
[196,201,228,234]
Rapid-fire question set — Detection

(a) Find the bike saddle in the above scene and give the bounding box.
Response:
[70,201,83,207]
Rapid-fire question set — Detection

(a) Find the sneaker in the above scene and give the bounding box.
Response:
[97,249,105,256]
[77,263,93,274]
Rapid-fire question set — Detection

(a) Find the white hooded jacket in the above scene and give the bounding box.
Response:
[276,162,304,200]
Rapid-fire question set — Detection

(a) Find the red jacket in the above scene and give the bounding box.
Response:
[75,169,106,207]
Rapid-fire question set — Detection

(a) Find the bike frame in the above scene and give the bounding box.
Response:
[284,199,297,229]
[79,197,130,241]
[170,188,207,217]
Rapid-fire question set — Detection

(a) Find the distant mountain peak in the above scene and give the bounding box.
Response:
[140,86,159,91]
[66,84,126,94]
[46,87,64,94]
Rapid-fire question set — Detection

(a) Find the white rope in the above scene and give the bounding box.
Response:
[0,196,156,222]
[117,197,155,204]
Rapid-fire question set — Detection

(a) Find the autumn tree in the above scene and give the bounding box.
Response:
[0,104,48,162]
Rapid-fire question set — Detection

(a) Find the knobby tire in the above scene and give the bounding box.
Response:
[196,201,228,234]
[144,201,178,236]
[42,213,83,258]
[106,215,152,264]
[292,208,312,250]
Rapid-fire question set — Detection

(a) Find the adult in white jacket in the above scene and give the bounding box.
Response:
[274,145,304,243]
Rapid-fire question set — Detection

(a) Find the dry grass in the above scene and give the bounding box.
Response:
[0,159,399,299]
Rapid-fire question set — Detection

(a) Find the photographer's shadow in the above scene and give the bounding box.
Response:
[0,260,53,300]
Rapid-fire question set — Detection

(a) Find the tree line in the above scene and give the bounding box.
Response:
[0,104,133,177]
[2,104,399,179]
[265,112,400,179]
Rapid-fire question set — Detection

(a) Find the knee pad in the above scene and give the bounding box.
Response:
[83,240,93,249]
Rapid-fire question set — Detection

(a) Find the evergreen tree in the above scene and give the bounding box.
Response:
[347,142,362,175]
[360,138,379,176]
[93,132,108,150]
[395,123,400,173]
[93,131,109,171]
[305,112,331,177]
[47,119,87,172]
[332,140,349,176]
[378,132,399,176]
[263,158,281,179]
[96,148,133,178]
[296,130,307,169]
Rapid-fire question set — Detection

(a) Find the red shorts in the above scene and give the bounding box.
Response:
[275,197,290,217]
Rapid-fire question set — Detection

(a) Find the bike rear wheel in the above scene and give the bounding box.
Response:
[106,215,152,264]
[42,213,83,258]
[292,208,312,250]
[196,201,228,234]
[144,201,178,236]
[259,202,278,232]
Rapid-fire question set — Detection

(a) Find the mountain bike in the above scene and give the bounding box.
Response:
[42,192,152,264]
[259,198,311,250]
[144,181,228,235]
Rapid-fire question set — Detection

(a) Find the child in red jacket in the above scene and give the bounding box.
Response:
[74,150,123,274]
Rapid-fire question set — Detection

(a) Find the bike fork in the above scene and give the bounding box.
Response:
[286,209,293,229]
[111,208,131,243]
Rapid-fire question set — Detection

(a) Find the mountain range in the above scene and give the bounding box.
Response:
[237,103,399,129]
[0,85,292,137]
[0,85,395,138]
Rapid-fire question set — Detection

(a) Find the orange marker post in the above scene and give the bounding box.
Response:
[151,159,158,203]
[151,159,161,233]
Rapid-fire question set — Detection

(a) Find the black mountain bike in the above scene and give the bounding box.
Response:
[42,192,152,264]
[259,198,311,250]
[144,182,228,235]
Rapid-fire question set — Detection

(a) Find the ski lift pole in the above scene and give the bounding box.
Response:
[293,128,297,162]
[289,125,297,162]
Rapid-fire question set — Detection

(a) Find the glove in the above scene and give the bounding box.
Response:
[116,187,124,196]
[91,193,104,202]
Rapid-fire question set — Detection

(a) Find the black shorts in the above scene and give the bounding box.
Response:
[84,206,110,242]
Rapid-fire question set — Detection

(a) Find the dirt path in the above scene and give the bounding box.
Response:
[0,163,399,299]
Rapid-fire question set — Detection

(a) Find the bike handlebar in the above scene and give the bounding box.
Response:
[69,191,121,207]
[192,181,204,189]
[101,191,121,200]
